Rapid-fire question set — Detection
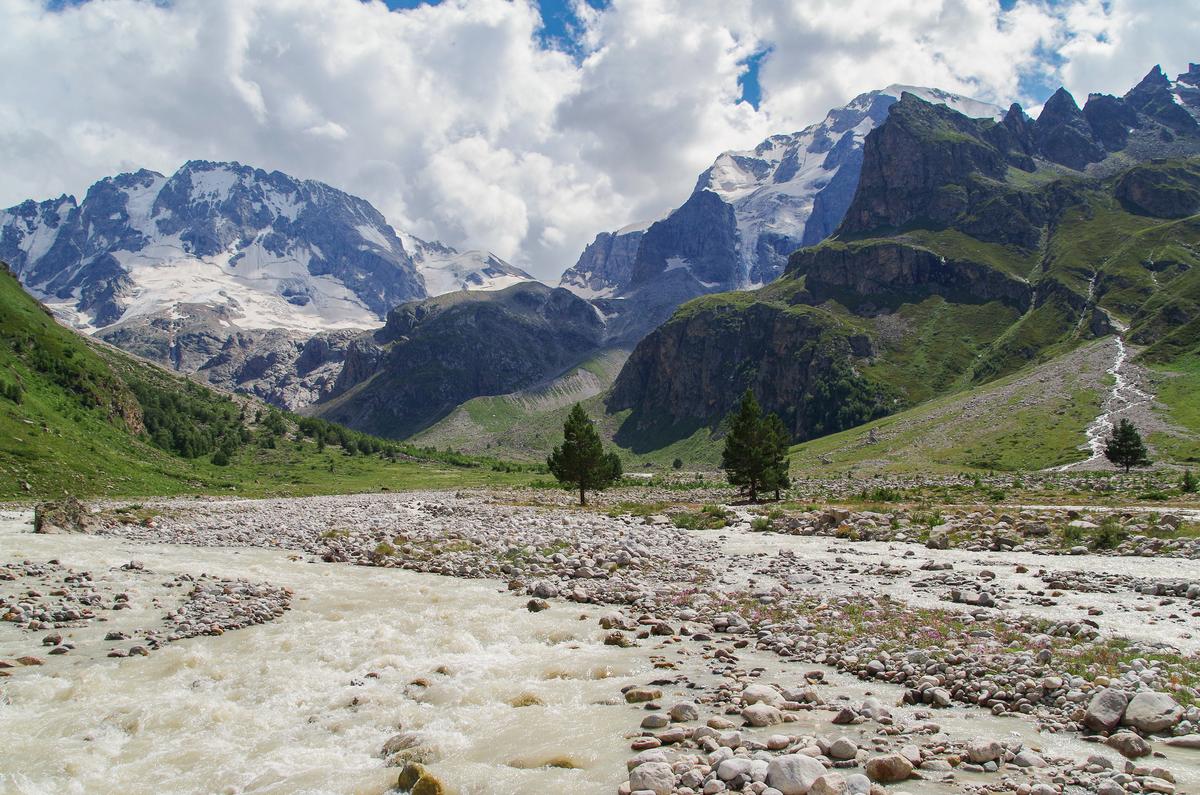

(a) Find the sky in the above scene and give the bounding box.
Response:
[2,0,1197,281]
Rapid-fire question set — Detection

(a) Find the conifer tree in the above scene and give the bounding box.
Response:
[762,412,792,501]
[548,403,622,505]
[1104,418,1150,473]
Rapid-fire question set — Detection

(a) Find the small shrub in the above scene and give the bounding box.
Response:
[1090,517,1128,550]
[1181,470,1198,494]
[751,516,773,532]
[672,458,683,470]
[211,448,231,467]
[0,380,22,404]
[1060,523,1085,546]
[859,486,903,502]
[672,504,732,530]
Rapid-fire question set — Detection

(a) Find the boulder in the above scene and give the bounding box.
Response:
[742,703,784,727]
[1084,687,1128,732]
[766,754,827,795]
[811,773,848,795]
[742,684,785,706]
[864,754,913,783]
[1106,731,1152,758]
[965,737,1002,764]
[629,761,675,795]
[828,737,858,761]
[625,687,662,704]
[1122,691,1183,733]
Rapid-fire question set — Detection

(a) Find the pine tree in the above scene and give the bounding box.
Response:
[1104,419,1150,473]
[548,403,622,506]
[762,412,792,501]
[719,392,762,501]
[1182,469,1198,494]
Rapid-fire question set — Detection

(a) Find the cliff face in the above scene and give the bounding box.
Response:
[1115,160,1200,218]
[607,298,885,444]
[317,282,605,438]
[838,96,1015,236]
[789,240,1033,311]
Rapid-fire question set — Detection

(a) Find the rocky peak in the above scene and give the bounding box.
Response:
[1131,64,1173,94]
[838,93,1012,235]
[1082,93,1140,151]
[1033,87,1106,170]
[560,84,1000,301]
[1124,65,1200,135]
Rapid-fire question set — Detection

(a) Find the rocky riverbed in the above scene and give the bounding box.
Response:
[3,490,1199,794]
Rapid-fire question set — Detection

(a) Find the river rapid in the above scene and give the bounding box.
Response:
[0,510,654,795]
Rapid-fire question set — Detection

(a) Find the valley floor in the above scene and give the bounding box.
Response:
[2,483,1200,795]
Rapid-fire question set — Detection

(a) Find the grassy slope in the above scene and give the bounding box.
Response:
[0,267,535,501]
[788,340,1110,475]
[1149,355,1200,464]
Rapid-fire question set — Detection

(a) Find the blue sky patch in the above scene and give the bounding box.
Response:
[738,48,771,110]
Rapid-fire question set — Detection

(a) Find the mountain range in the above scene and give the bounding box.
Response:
[3,62,1199,471]
[0,160,534,407]
[607,63,1200,450]
[560,85,1002,299]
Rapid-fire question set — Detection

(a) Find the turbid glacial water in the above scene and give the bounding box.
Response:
[0,511,654,795]
[4,503,1200,794]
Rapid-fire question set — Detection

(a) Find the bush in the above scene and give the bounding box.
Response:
[858,486,902,502]
[211,448,231,467]
[1090,517,1128,550]
[0,380,22,403]
[672,458,683,470]
[1060,522,1085,546]
[750,516,773,532]
[672,504,732,530]
[1181,470,1198,494]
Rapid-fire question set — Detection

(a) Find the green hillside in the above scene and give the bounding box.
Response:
[0,265,536,501]
[790,338,1199,475]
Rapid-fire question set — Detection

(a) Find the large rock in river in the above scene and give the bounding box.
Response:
[1122,691,1183,733]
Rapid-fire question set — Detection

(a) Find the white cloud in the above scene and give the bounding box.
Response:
[0,0,1194,281]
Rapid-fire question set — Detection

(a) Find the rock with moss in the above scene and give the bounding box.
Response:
[33,498,94,534]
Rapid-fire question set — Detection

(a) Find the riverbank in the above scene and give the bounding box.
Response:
[3,489,1199,794]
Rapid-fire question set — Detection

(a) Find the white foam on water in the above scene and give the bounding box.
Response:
[0,514,654,795]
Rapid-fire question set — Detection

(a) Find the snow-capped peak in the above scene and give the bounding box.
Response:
[561,83,1002,299]
[1,160,428,332]
[399,231,537,296]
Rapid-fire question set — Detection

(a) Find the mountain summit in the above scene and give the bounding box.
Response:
[0,160,534,335]
[559,85,1004,302]
[0,161,535,409]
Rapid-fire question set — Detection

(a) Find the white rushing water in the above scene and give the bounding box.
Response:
[5,508,1200,794]
[1054,335,1153,472]
[0,511,655,795]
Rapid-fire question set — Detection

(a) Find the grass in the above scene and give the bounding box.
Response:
[1059,637,1200,708]
[1154,355,1200,432]
[789,341,1106,476]
[671,504,732,530]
